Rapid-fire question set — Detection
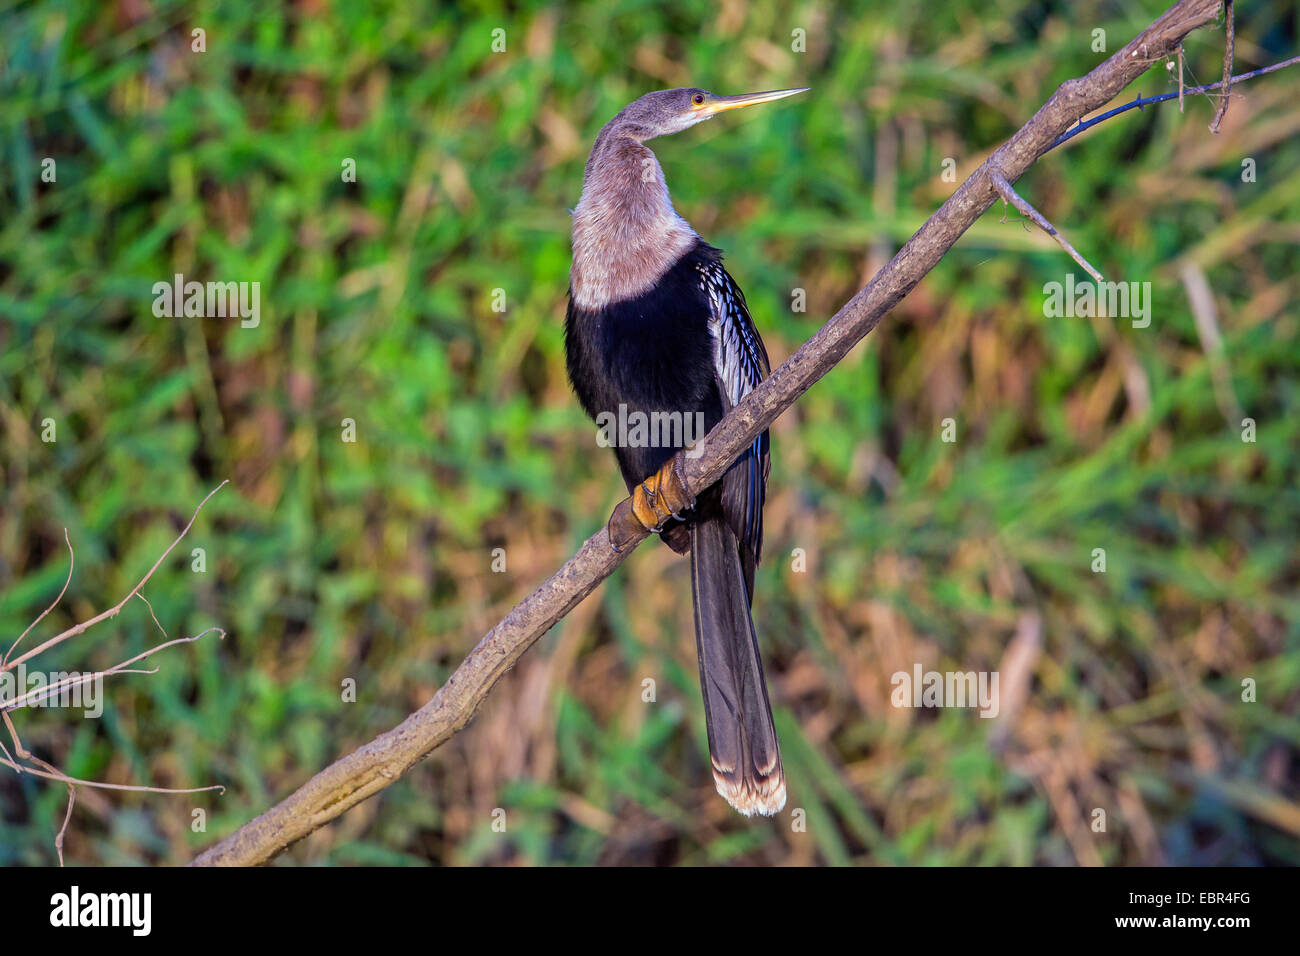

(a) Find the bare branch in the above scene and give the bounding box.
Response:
[4,623,225,710]
[5,528,73,667]
[192,0,1243,867]
[989,169,1105,282]
[2,706,225,798]
[55,783,75,867]
[1178,44,1185,112]
[1049,53,1300,153]
[4,480,227,673]
[0,754,226,796]
[3,486,229,863]
[1209,0,1234,133]
[17,745,76,867]
[137,592,169,641]
[4,711,25,764]
[6,668,156,712]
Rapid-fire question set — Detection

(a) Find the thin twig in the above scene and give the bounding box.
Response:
[989,169,1104,282]
[1178,43,1185,112]
[6,668,157,711]
[4,480,227,672]
[1049,54,1300,152]
[21,747,76,867]
[0,754,227,795]
[3,628,222,711]
[138,592,169,640]
[55,781,75,867]
[1,708,225,797]
[5,528,73,667]
[4,733,79,867]
[4,486,229,864]
[1209,0,1234,133]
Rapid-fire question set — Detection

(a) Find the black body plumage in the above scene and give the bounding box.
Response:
[566,240,724,493]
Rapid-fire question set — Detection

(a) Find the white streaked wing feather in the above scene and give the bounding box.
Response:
[696,260,766,407]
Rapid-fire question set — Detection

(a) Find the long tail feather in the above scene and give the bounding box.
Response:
[690,517,785,816]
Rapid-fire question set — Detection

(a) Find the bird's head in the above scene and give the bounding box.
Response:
[610,87,808,141]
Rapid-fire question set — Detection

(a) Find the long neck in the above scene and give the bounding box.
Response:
[569,127,698,311]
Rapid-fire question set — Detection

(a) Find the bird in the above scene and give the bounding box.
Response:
[563,87,806,816]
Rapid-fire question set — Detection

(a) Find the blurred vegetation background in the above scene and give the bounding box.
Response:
[1,0,1298,866]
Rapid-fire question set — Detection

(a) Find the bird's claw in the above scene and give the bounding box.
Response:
[606,456,695,552]
[606,522,624,553]
[631,458,693,531]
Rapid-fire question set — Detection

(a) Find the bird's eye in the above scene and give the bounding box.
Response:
[692,93,705,106]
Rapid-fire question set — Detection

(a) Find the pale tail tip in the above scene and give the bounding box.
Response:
[714,771,787,817]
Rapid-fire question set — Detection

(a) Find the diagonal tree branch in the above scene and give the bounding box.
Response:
[192,0,1240,866]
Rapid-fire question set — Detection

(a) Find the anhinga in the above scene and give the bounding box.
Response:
[564,87,806,816]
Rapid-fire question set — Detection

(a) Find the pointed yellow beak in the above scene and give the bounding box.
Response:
[695,88,810,116]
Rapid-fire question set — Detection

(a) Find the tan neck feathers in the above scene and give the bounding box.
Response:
[570,133,697,310]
